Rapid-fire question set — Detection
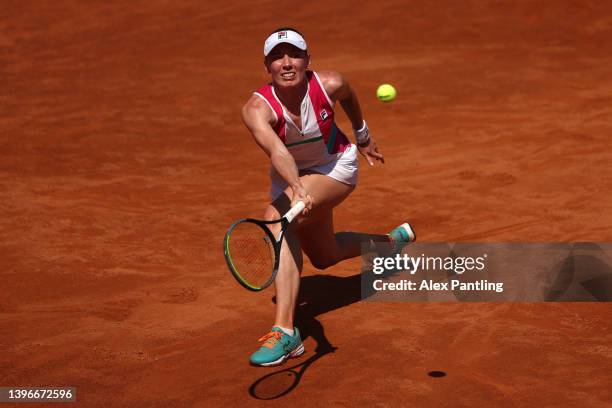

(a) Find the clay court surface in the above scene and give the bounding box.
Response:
[2,1,612,406]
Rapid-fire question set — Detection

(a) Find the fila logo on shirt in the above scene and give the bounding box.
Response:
[278,31,287,39]
[320,109,329,120]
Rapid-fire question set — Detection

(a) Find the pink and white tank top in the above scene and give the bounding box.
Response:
[253,70,351,170]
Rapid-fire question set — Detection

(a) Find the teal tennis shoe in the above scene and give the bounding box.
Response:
[389,222,416,243]
[250,327,304,366]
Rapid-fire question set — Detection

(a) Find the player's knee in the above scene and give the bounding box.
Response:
[309,256,338,270]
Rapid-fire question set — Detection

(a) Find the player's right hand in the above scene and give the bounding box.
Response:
[291,185,314,216]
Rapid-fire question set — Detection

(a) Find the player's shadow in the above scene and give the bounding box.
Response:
[248,269,382,400]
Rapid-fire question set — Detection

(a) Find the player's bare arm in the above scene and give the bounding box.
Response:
[241,96,313,211]
[319,71,385,165]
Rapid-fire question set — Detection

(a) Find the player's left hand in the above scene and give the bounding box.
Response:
[358,139,385,166]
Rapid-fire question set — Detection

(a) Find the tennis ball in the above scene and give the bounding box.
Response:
[376,84,397,102]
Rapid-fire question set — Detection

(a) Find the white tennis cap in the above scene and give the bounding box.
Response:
[264,29,308,56]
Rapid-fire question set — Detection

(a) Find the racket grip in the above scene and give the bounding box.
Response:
[283,201,306,223]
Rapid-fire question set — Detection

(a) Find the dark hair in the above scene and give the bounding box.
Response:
[269,27,305,38]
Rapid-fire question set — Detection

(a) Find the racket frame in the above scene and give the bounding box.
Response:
[224,217,287,291]
[224,201,304,291]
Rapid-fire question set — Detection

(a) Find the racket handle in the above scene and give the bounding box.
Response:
[283,201,306,223]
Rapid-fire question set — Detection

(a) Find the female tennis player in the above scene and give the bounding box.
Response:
[242,27,415,366]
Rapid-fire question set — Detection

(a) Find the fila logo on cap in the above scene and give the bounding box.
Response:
[264,30,308,56]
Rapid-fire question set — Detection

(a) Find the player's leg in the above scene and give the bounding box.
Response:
[250,197,304,366]
[250,172,415,365]
[294,173,411,269]
[263,172,415,324]
[250,175,355,366]
[263,197,303,330]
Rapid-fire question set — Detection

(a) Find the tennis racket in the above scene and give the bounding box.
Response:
[224,201,305,291]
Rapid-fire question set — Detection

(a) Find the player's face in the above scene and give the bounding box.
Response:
[264,43,310,88]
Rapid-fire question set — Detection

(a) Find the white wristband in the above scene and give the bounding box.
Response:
[353,120,370,145]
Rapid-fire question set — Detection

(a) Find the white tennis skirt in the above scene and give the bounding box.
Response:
[269,143,359,200]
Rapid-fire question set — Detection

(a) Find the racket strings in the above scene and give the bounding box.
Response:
[227,222,276,287]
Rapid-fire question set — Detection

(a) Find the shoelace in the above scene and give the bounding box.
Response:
[258,331,283,349]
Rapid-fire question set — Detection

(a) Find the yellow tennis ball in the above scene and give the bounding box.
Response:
[376,84,397,102]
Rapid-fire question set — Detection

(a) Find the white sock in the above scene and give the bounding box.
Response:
[278,326,294,336]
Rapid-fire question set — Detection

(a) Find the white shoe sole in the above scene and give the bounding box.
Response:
[398,222,416,242]
[255,343,305,367]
